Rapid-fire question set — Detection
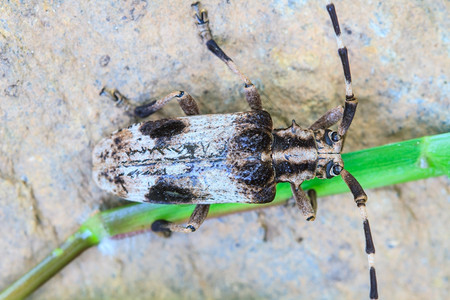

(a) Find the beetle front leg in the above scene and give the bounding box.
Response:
[309,105,344,130]
[100,88,200,118]
[151,204,210,236]
[191,2,262,111]
[291,184,317,221]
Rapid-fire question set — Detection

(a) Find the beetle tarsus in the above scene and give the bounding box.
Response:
[186,225,196,232]
[151,220,172,238]
[192,2,208,25]
[100,87,131,109]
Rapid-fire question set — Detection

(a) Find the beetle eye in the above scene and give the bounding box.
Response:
[325,130,341,146]
[326,161,342,178]
[331,131,340,142]
[332,164,342,175]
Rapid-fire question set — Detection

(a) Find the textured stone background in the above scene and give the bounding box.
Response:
[0,0,449,299]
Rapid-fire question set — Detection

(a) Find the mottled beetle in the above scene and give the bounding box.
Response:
[93,2,378,299]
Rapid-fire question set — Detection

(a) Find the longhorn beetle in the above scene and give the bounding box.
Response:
[93,2,378,299]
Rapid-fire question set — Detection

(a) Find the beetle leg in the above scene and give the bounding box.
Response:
[291,184,316,221]
[326,2,358,137]
[100,88,200,118]
[134,91,199,117]
[191,2,262,111]
[309,105,344,130]
[150,220,172,238]
[99,87,132,111]
[152,204,210,235]
[307,189,318,216]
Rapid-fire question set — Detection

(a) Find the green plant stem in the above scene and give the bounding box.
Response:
[1,133,448,300]
[0,228,99,300]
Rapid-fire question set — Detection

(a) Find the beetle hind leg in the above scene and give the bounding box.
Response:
[151,204,210,236]
[191,2,262,111]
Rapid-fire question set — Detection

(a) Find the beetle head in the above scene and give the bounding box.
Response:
[313,129,344,179]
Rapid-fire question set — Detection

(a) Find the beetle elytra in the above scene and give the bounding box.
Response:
[93,2,378,299]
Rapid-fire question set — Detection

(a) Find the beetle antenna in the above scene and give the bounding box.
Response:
[326,2,357,137]
[340,169,378,299]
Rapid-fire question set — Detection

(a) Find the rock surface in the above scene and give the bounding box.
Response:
[0,0,448,299]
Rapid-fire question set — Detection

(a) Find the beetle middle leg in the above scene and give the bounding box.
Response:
[100,88,200,117]
[192,2,262,111]
[152,204,210,236]
[134,91,199,117]
[291,184,317,221]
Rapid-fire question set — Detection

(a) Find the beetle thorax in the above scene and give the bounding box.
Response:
[272,121,318,187]
[272,122,345,186]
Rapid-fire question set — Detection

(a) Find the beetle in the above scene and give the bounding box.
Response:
[93,2,378,299]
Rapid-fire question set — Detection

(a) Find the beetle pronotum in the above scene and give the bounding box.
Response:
[93,2,378,299]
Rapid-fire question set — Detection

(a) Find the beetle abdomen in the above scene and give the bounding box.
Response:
[92,110,276,204]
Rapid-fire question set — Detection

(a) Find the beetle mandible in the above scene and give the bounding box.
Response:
[93,2,378,299]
